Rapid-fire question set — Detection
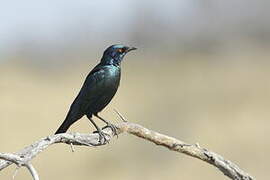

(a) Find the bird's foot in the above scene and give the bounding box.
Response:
[102,122,118,137]
[93,129,108,144]
[95,114,118,136]
[98,131,108,144]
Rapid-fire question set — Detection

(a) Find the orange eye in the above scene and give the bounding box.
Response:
[118,48,124,53]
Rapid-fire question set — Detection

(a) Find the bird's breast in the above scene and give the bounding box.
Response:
[103,65,121,88]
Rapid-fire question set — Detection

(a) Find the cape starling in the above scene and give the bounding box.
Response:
[55,44,137,142]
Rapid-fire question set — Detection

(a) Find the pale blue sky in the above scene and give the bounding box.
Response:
[0,0,269,57]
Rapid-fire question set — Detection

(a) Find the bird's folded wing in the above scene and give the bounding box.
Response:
[71,65,106,112]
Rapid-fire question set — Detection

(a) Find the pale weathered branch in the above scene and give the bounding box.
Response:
[0,122,254,180]
[0,153,39,180]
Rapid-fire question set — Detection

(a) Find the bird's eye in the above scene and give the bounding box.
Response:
[117,48,125,53]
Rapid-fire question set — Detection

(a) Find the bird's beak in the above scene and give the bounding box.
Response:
[126,47,137,52]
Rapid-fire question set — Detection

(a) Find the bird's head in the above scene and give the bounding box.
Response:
[101,44,137,65]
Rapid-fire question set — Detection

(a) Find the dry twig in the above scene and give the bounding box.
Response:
[0,121,253,180]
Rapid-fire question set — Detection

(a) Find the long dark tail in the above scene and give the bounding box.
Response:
[55,110,84,134]
[55,111,77,134]
[55,118,73,134]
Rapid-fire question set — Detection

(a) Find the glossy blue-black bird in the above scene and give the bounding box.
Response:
[55,44,137,142]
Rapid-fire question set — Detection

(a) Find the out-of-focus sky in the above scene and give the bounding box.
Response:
[1,0,270,61]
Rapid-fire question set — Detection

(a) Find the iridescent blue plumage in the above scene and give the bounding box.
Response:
[55,44,136,142]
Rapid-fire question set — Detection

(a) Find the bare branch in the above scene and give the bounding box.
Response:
[0,122,254,180]
[113,108,127,122]
[0,153,39,180]
[25,163,39,180]
[116,123,254,180]
[12,166,19,179]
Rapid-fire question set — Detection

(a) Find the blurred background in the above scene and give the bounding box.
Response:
[0,0,269,179]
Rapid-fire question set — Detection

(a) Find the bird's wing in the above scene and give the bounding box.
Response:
[56,64,106,132]
[69,64,106,114]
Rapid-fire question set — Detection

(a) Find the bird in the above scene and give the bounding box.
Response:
[55,44,137,142]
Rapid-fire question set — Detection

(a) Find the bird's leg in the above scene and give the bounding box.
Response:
[95,114,117,136]
[87,116,108,144]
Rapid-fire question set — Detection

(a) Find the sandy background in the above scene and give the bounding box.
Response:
[1,49,270,179]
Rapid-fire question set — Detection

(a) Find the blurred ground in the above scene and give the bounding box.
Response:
[1,48,269,179]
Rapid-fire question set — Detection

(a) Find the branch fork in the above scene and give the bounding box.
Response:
[0,113,254,180]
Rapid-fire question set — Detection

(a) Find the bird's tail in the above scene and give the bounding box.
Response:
[55,118,73,134]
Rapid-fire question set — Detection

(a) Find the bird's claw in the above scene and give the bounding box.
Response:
[93,129,109,144]
[99,131,108,144]
[102,123,118,137]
